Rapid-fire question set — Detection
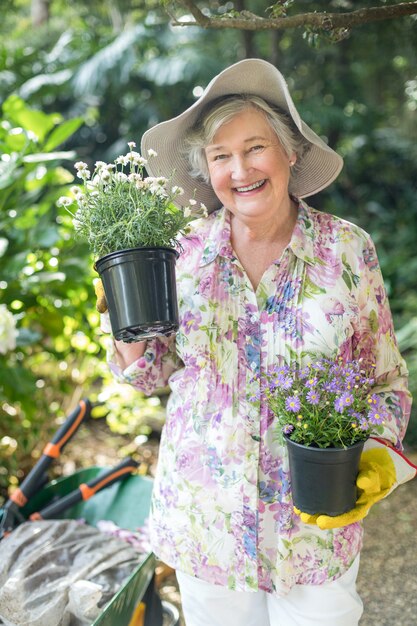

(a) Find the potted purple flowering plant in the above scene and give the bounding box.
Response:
[264,357,387,516]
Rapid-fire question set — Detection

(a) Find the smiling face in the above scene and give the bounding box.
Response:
[204,107,295,224]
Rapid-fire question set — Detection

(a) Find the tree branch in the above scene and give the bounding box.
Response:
[170,1,417,32]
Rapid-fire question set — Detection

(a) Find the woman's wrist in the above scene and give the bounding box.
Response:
[113,338,147,369]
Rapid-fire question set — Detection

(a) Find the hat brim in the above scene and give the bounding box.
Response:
[141,58,343,213]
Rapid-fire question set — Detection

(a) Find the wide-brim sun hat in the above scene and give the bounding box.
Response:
[141,58,343,213]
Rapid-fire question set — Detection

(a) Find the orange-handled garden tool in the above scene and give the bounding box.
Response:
[29,456,139,521]
[0,399,91,538]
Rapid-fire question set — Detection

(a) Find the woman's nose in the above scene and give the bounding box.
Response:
[230,155,251,179]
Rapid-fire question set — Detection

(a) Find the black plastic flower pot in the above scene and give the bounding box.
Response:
[95,247,179,343]
[285,436,366,516]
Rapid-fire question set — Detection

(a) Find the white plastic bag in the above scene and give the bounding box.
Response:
[0,519,144,626]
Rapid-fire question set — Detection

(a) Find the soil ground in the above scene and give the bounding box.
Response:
[57,419,417,626]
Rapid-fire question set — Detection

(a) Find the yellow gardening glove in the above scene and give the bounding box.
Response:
[295,448,396,530]
[94,278,108,313]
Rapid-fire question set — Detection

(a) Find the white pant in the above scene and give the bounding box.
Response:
[176,557,363,626]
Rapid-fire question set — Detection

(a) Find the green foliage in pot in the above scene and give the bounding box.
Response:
[58,143,206,260]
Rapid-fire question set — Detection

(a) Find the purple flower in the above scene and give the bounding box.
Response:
[305,377,318,388]
[283,424,295,435]
[359,417,370,431]
[259,480,277,503]
[299,366,311,379]
[344,371,356,385]
[306,389,320,405]
[182,311,202,334]
[274,364,290,376]
[334,392,354,413]
[342,393,354,407]
[285,396,301,412]
[275,367,291,386]
[324,380,341,393]
[282,376,294,390]
[367,405,386,425]
[275,372,286,386]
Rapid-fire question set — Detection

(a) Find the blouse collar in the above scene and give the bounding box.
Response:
[199,199,316,268]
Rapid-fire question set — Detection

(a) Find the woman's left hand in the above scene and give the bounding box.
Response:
[294,441,416,530]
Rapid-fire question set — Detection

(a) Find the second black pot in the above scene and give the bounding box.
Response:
[95,247,179,343]
[285,436,365,516]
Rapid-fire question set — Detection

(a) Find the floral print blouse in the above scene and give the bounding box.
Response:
[108,200,411,596]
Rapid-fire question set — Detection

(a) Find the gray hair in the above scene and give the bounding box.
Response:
[185,94,306,183]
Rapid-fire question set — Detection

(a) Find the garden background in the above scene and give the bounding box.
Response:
[1,0,416,505]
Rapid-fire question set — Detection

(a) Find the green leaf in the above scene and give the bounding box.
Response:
[302,275,326,298]
[91,404,109,418]
[342,270,352,290]
[3,252,28,278]
[13,109,57,143]
[43,117,84,151]
[23,151,76,163]
[26,271,66,284]
[0,237,8,257]
[19,69,73,100]
[369,309,379,333]
[2,94,25,117]
[0,158,21,189]
[5,131,27,152]
[0,363,36,399]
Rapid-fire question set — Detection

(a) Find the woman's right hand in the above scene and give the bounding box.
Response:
[95,279,147,368]
[113,339,147,369]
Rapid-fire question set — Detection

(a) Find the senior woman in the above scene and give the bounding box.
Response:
[106,60,415,626]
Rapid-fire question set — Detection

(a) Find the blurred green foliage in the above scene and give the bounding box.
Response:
[1,1,416,500]
[0,95,95,493]
[0,96,159,499]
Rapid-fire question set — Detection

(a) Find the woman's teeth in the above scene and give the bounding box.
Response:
[235,179,266,192]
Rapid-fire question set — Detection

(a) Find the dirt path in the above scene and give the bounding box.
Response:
[357,449,417,626]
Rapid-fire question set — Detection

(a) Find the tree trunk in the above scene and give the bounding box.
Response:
[269,29,281,66]
[31,0,50,26]
[235,0,256,58]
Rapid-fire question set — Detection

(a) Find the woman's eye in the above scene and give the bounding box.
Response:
[250,145,264,152]
[213,154,228,161]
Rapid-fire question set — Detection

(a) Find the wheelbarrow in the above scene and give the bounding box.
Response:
[0,400,180,626]
[19,467,179,626]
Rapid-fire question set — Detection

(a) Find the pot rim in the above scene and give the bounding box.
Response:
[94,246,179,271]
[284,433,368,451]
